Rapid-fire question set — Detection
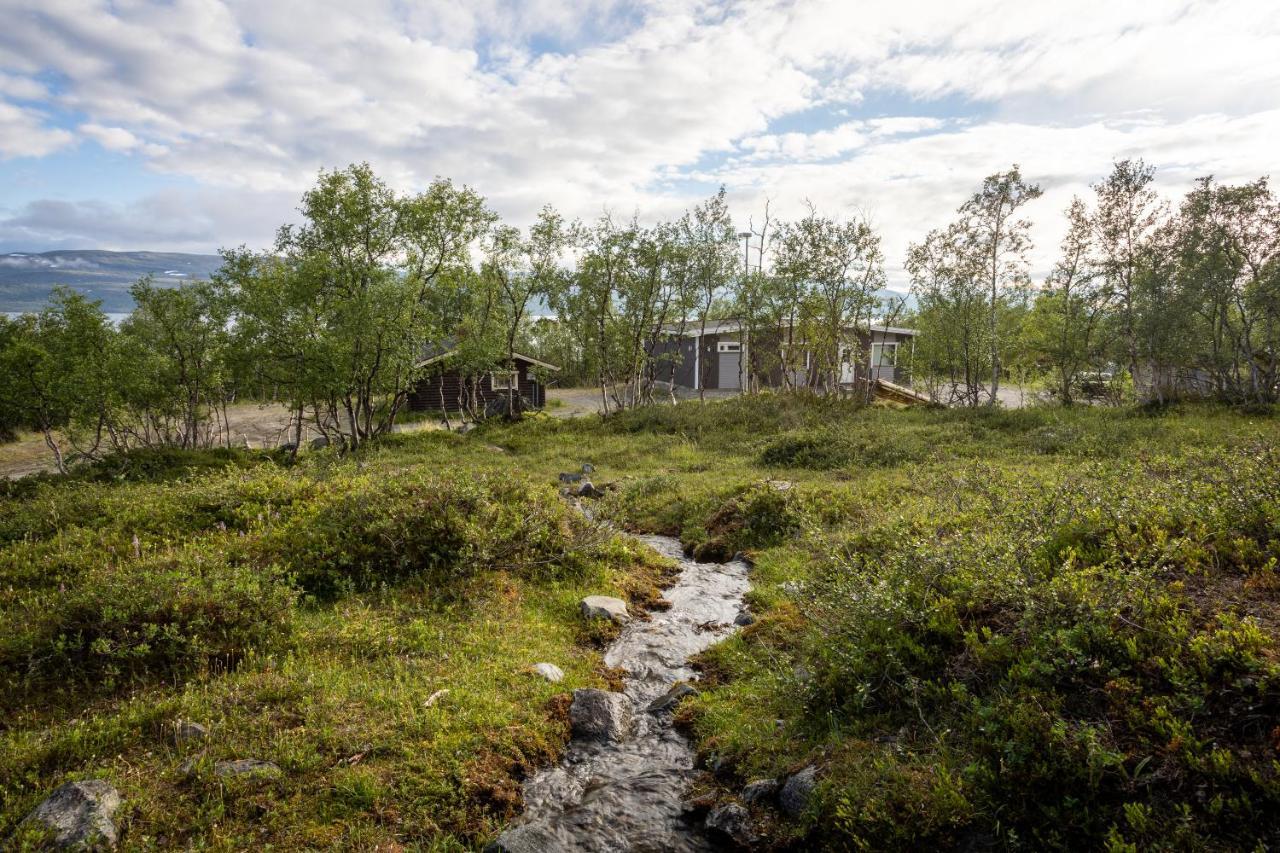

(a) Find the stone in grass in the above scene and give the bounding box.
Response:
[173,721,208,745]
[21,779,122,850]
[572,480,605,499]
[569,688,633,742]
[646,682,698,714]
[779,765,819,818]
[741,778,779,804]
[705,802,755,847]
[531,662,564,683]
[733,610,757,627]
[579,595,629,624]
[213,759,282,780]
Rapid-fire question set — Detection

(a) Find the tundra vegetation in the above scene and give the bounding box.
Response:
[2,159,1279,850]
[1,398,1278,849]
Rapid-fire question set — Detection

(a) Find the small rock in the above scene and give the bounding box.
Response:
[768,480,794,491]
[646,682,698,714]
[779,765,818,818]
[569,688,633,742]
[733,610,757,627]
[174,721,207,745]
[579,595,629,624]
[278,442,298,453]
[213,759,282,780]
[177,758,198,779]
[309,435,329,450]
[531,663,564,683]
[573,480,604,499]
[741,778,780,804]
[705,802,755,846]
[21,779,122,850]
[780,580,804,596]
[557,471,583,484]
[681,792,717,814]
[580,462,595,474]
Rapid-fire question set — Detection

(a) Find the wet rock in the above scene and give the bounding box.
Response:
[573,481,605,499]
[569,689,633,742]
[646,682,698,714]
[681,792,717,814]
[779,765,818,818]
[733,610,756,627]
[705,802,755,846]
[309,435,329,450]
[484,823,560,852]
[531,663,564,683]
[213,759,282,780]
[691,538,735,563]
[174,721,207,745]
[21,779,121,849]
[579,595,629,624]
[741,778,779,804]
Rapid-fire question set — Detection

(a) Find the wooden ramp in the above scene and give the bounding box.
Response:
[875,378,938,406]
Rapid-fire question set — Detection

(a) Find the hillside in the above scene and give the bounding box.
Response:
[2,399,1278,849]
[0,251,223,314]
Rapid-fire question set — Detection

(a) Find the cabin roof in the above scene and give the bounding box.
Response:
[660,318,917,337]
[415,341,561,371]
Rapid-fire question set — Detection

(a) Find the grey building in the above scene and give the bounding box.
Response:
[650,319,917,392]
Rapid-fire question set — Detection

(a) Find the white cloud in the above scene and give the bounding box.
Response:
[0,0,1275,271]
[0,101,74,159]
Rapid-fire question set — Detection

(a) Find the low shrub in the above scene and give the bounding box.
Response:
[253,470,602,597]
[1,547,296,700]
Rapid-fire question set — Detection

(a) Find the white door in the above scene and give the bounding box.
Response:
[839,345,856,384]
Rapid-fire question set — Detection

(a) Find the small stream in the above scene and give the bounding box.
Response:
[490,534,752,852]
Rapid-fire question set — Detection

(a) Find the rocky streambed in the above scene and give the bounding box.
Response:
[489,534,753,852]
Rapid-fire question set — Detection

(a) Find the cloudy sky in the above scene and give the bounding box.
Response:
[1,0,1278,285]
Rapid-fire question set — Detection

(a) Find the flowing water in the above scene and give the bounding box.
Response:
[490,534,752,852]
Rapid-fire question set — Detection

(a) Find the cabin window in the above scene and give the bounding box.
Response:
[871,342,898,367]
[717,341,742,353]
[490,370,518,391]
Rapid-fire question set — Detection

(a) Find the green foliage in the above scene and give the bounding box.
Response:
[1,548,296,701]
[586,398,1280,850]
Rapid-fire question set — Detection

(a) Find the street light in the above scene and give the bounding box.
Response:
[736,231,751,276]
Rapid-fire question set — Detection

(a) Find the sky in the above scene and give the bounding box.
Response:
[1,0,1278,289]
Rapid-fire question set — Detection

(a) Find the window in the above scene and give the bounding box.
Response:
[871,342,898,367]
[490,370,518,391]
[717,341,742,353]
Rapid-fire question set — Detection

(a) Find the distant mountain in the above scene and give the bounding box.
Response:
[0,250,224,314]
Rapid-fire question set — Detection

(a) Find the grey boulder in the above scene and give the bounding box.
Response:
[573,481,605,499]
[214,759,281,780]
[779,765,818,818]
[569,689,633,742]
[733,610,757,627]
[646,682,698,714]
[705,802,755,846]
[531,663,564,683]
[579,595,629,624]
[173,721,207,745]
[21,779,121,850]
[741,778,779,804]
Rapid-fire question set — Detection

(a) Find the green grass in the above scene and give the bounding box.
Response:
[3,396,1278,850]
